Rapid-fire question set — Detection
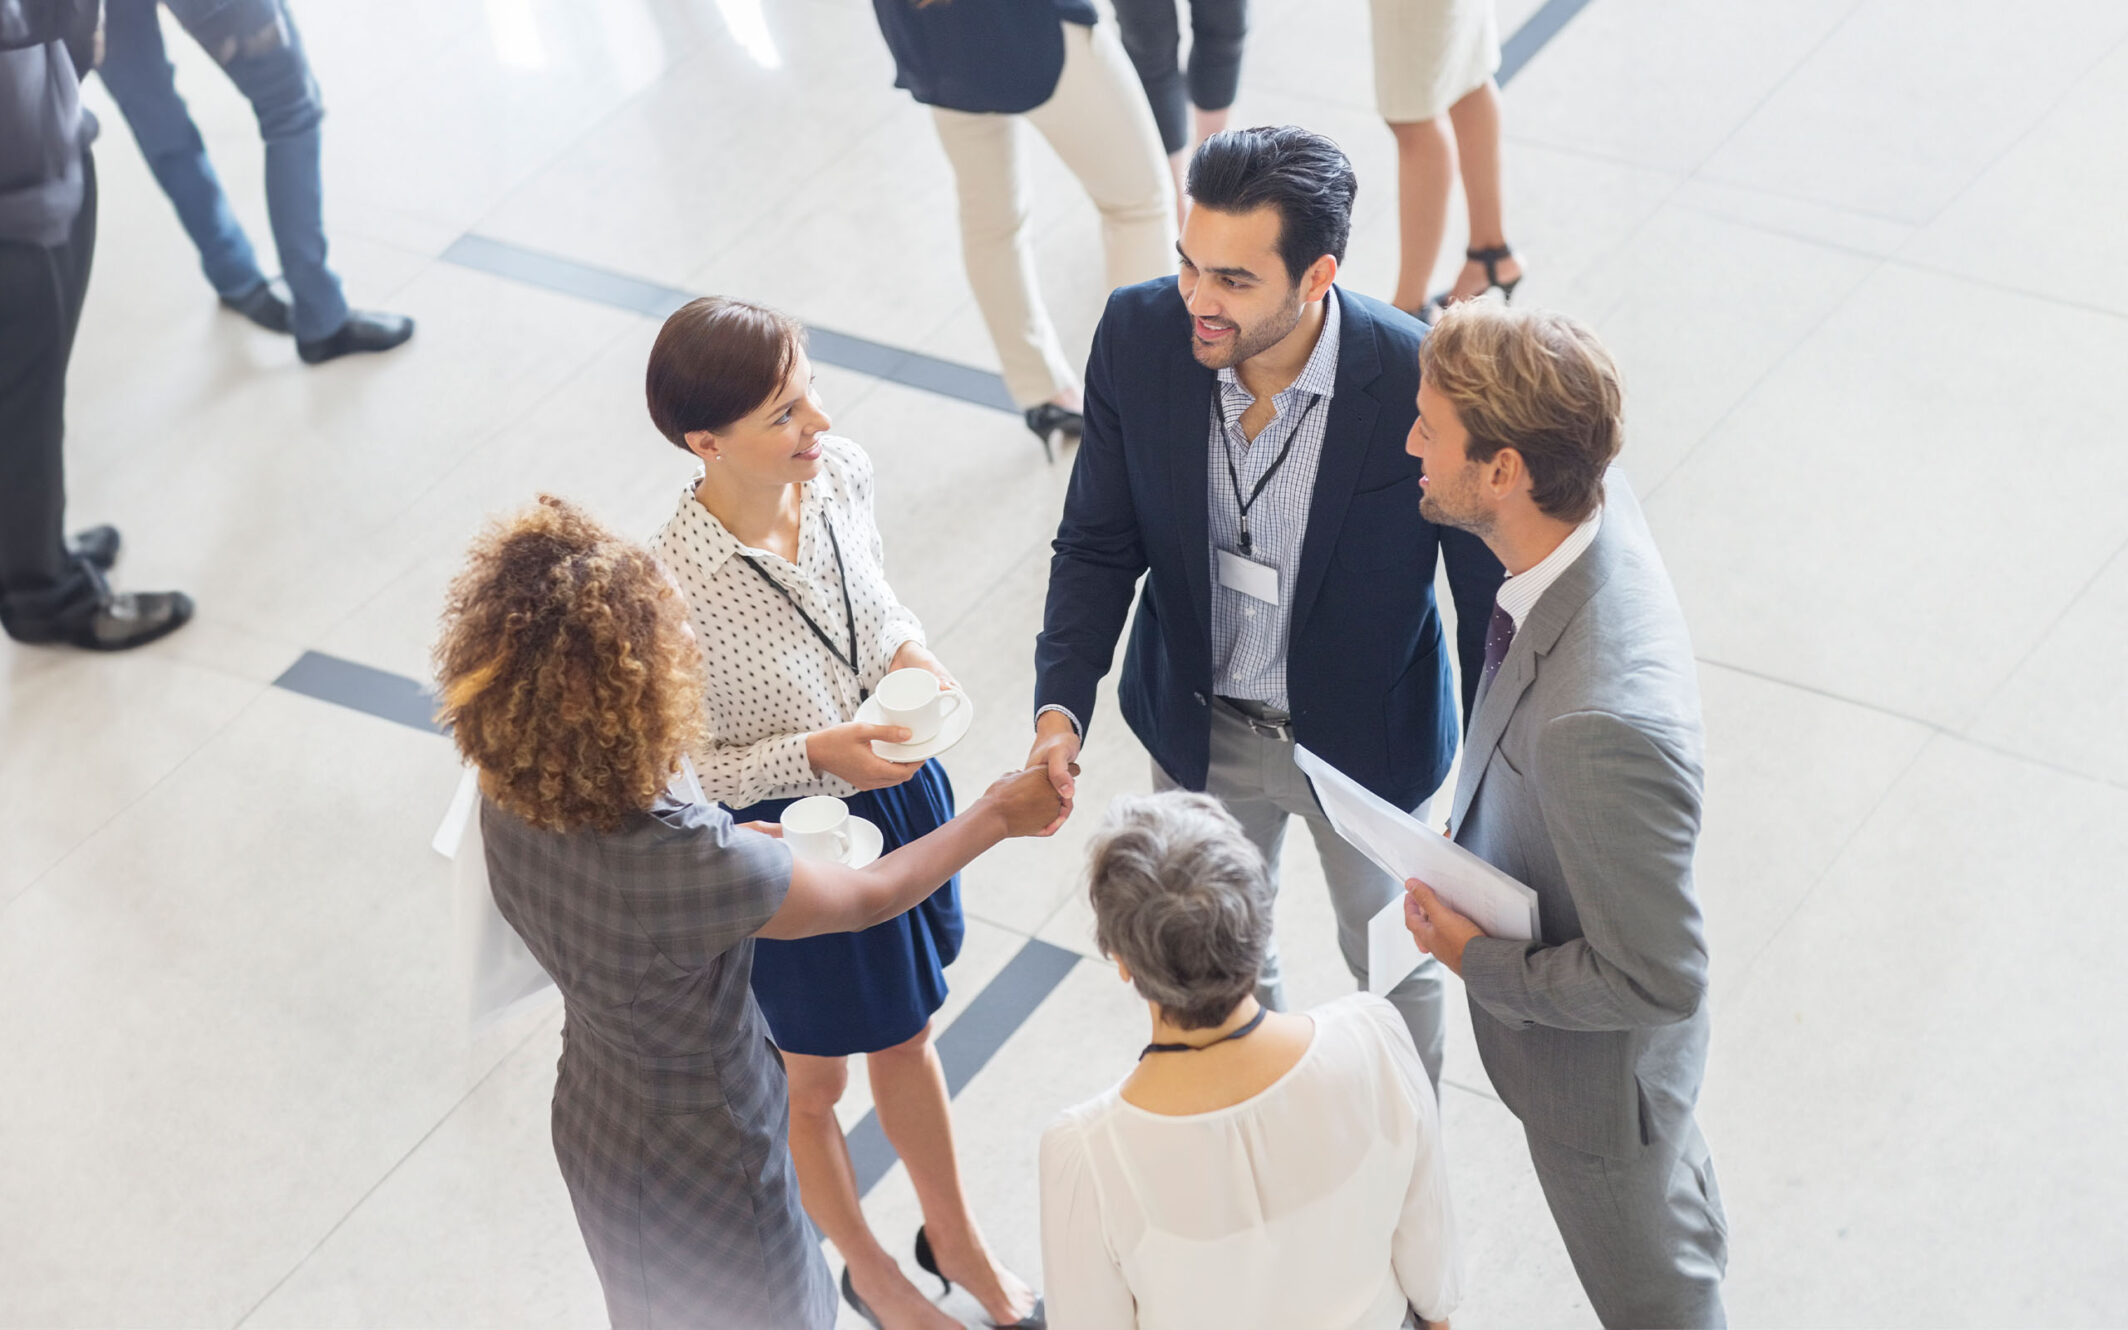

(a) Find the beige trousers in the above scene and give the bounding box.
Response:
[930,22,1176,408]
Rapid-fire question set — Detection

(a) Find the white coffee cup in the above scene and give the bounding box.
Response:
[875,668,966,746]
[781,795,853,862]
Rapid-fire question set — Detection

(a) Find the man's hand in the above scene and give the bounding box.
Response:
[979,765,1069,838]
[1404,879,1485,977]
[889,639,957,691]
[806,722,923,790]
[1027,710,1082,836]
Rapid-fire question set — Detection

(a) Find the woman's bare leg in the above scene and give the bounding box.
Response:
[869,1024,1037,1325]
[785,1051,957,1330]
[1445,80,1521,300]
[1388,115,1457,312]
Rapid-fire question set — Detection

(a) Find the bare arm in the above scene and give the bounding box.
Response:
[758,766,1061,939]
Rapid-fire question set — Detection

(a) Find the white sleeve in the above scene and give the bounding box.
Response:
[687,730,826,810]
[1374,1002,1463,1322]
[1040,1118,1138,1329]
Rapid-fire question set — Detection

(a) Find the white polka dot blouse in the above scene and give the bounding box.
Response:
[650,435,927,808]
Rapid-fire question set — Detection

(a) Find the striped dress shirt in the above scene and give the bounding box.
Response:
[1208,287,1343,711]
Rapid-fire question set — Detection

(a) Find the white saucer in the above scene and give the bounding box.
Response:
[789,815,884,869]
[858,689,976,762]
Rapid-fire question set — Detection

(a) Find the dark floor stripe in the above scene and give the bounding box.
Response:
[442,234,694,318]
[273,650,444,735]
[1499,0,1597,85]
[846,938,1082,1196]
[440,235,1018,414]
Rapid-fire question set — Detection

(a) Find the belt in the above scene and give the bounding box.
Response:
[1216,695,1293,740]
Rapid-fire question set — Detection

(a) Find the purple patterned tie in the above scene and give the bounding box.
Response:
[1482,602,1516,683]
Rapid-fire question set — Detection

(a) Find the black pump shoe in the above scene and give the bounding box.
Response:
[913,1226,1047,1329]
[840,1266,884,1328]
[1421,244,1524,321]
[1022,403,1083,462]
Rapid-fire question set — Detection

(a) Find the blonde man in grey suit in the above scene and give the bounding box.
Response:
[1399,301,1728,1328]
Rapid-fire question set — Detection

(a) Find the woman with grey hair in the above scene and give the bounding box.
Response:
[1039,791,1462,1328]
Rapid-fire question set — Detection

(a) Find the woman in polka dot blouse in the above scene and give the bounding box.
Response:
[644,297,1043,1330]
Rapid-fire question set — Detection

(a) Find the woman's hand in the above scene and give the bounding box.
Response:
[806,721,924,789]
[889,639,957,691]
[979,765,1073,839]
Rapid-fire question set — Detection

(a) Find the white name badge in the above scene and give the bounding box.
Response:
[1217,548,1282,605]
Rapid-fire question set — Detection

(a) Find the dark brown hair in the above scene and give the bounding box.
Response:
[1186,126,1357,285]
[645,296,805,450]
[1420,302,1623,523]
[432,495,707,834]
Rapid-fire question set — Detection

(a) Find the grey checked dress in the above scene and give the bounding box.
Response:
[481,792,836,1329]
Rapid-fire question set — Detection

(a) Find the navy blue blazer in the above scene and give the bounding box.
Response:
[872,0,1098,115]
[1034,278,1503,808]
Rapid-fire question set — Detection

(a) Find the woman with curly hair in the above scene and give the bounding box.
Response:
[644,296,1045,1329]
[433,495,1061,1330]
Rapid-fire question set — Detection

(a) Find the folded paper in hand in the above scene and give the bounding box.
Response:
[1292,745,1540,995]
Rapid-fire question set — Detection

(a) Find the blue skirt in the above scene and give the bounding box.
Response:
[733,759,964,1058]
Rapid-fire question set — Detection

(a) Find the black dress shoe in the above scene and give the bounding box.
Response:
[298,310,415,365]
[67,525,120,572]
[4,589,194,652]
[220,279,293,334]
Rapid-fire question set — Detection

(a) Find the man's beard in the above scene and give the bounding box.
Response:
[1191,286,1306,369]
[1420,479,1490,537]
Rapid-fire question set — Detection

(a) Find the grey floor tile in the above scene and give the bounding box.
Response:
[1646,262,2128,729]
[1703,734,2128,1324]
[1967,541,2128,788]
[1900,41,2128,319]
[1699,0,2128,224]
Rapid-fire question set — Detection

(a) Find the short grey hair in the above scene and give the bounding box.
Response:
[1086,791,1272,1030]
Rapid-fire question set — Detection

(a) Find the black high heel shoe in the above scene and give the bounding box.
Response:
[913,1226,1047,1328]
[840,1266,884,1328]
[1022,403,1084,463]
[1420,244,1525,321]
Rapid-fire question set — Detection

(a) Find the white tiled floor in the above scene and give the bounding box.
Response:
[4,0,2125,1325]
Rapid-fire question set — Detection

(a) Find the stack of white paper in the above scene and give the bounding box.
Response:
[1292,745,1541,995]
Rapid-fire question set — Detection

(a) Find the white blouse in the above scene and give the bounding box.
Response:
[1038,994,1462,1330]
[650,435,926,809]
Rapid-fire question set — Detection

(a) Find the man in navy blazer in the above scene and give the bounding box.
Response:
[1030,127,1500,1082]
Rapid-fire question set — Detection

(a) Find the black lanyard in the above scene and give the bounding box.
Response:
[1140,1004,1270,1061]
[740,518,867,702]
[1218,391,1321,557]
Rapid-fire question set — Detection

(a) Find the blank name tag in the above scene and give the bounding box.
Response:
[1217,548,1281,605]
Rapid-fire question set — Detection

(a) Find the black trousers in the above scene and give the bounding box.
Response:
[0,148,98,627]
[1113,0,1248,155]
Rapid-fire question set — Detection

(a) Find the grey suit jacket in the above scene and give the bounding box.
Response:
[1451,472,1711,1160]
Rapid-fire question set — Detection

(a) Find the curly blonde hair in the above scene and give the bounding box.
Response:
[432,495,707,834]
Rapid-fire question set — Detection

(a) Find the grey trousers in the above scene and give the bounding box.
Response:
[1155,700,1446,1087]
[1525,1117,1729,1329]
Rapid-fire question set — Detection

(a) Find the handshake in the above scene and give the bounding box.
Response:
[971,712,1084,841]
